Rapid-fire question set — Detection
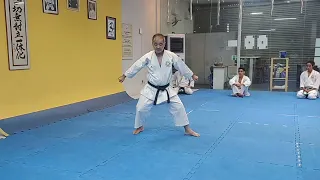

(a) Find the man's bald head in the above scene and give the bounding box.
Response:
[152,33,166,54]
[152,33,165,43]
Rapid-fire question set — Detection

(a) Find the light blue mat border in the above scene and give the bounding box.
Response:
[0,92,133,134]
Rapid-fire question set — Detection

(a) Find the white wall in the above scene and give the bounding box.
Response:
[121,0,192,98]
[160,0,193,34]
[186,32,237,85]
[121,0,159,98]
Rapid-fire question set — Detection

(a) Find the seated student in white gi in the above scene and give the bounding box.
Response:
[172,67,194,95]
[297,61,320,100]
[229,67,252,97]
[118,33,200,137]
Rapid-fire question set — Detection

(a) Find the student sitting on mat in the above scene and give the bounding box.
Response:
[297,60,320,100]
[229,67,251,97]
[172,67,194,95]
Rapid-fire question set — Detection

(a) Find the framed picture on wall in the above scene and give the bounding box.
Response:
[43,0,59,15]
[87,0,97,20]
[106,16,116,40]
[5,0,31,70]
[67,0,79,11]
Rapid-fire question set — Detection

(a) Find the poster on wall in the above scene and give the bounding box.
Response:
[257,35,268,50]
[87,0,97,20]
[42,0,59,15]
[315,38,320,47]
[244,35,255,49]
[67,0,79,11]
[106,16,116,40]
[5,0,31,70]
[122,23,133,60]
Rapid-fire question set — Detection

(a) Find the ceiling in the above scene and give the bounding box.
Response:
[190,0,239,4]
[182,0,304,4]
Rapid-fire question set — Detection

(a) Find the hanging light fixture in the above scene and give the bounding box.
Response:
[217,0,221,26]
[237,0,243,69]
[271,0,274,16]
[190,0,193,20]
[167,0,170,23]
[209,0,213,32]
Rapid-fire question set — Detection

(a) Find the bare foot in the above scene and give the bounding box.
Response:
[0,128,9,137]
[185,128,200,137]
[133,126,144,135]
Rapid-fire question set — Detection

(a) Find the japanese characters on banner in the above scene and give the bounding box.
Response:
[5,0,30,70]
[122,23,133,60]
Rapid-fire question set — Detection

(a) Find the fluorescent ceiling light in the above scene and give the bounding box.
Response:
[259,29,276,32]
[274,18,297,21]
[250,12,263,15]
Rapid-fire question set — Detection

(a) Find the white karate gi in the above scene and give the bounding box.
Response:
[229,75,251,96]
[297,70,320,99]
[124,50,194,128]
[172,71,194,95]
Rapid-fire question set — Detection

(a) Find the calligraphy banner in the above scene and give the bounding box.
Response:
[122,23,133,60]
[5,0,30,70]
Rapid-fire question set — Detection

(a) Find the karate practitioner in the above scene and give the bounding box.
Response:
[0,128,9,139]
[172,67,195,95]
[297,61,320,100]
[229,67,251,97]
[118,33,200,137]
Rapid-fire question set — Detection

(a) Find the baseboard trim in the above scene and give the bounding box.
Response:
[0,92,133,135]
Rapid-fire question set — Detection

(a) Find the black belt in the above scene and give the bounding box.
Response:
[148,81,170,105]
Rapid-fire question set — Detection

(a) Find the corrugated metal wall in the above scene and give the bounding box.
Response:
[193,0,320,85]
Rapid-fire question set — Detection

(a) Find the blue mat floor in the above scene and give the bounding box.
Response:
[1,90,320,180]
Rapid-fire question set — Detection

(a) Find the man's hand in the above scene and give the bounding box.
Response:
[301,87,310,93]
[234,82,241,87]
[192,74,198,81]
[118,74,126,83]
